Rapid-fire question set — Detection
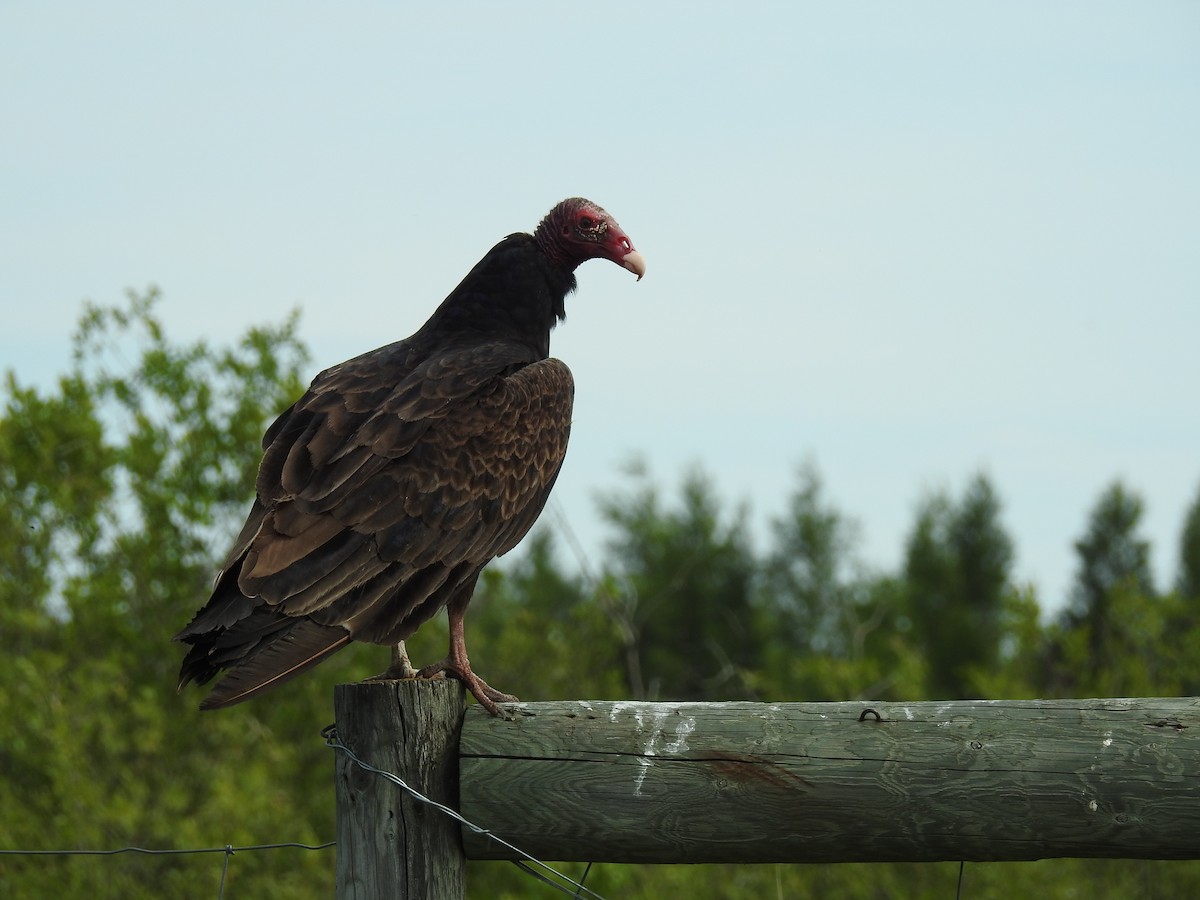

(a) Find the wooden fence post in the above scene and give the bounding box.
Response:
[332,691,1200,887]
[333,679,466,900]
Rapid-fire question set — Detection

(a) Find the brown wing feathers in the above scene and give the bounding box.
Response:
[193,619,353,710]
[175,347,573,707]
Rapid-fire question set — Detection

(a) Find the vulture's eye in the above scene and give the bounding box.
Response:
[579,216,596,229]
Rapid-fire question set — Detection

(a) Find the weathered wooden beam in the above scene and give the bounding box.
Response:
[333,680,466,899]
[459,697,1200,864]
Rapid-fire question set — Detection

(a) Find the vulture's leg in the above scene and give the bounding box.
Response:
[416,593,517,717]
[366,641,421,681]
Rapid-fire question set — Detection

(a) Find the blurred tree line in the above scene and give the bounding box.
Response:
[3,292,1199,898]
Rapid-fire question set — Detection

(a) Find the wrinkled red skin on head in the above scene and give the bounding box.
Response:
[535,198,642,278]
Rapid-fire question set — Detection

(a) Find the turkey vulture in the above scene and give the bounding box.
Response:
[175,197,644,716]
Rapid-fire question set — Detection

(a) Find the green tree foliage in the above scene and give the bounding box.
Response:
[6,296,1200,898]
[1055,481,1156,689]
[965,583,1047,700]
[0,289,351,898]
[756,462,927,701]
[762,460,863,657]
[1178,480,1200,601]
[1047,480,1200,698]
[596,462,759,701]
[1170,482,1200,694]
[1068,480,1155,616]
[902,473,1014,698]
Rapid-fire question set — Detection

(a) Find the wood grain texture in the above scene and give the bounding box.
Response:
[457,698,1200,864]
[334,680,466,898]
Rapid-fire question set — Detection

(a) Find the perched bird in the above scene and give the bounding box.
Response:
[175,198,644,716]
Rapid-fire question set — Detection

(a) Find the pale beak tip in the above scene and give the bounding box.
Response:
[621,250,646,281]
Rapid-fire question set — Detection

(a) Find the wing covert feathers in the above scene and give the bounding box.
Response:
[176,349,574,706]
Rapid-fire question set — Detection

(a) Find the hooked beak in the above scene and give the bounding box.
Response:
[621,250,646,281]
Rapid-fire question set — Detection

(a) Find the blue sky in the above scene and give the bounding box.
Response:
[2,2,1197,613]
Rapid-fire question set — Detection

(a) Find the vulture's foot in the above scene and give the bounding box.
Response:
[415,657,517,717]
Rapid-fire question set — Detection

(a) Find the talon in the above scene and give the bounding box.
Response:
[415,658,517,715]
[365,641,420,681]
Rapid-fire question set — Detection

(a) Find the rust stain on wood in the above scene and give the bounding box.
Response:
[705,750,813,792]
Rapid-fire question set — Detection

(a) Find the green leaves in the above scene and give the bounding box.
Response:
[5,291,1200,898]
[903,473,1014,698]
[1181,484,1200,600]
[0,289,329,899]
[596,462,758,701]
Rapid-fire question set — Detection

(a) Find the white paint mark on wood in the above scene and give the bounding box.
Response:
[663,717,696,755]
[633,757,653,796]
[610,703,699,796]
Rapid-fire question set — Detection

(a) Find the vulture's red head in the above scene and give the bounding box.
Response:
[535,198,646,280]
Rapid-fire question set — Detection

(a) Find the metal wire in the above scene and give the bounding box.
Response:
[0,840,335,900]
[218,845,233,900]
[322,724,607,899]
[0,841,335,856]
